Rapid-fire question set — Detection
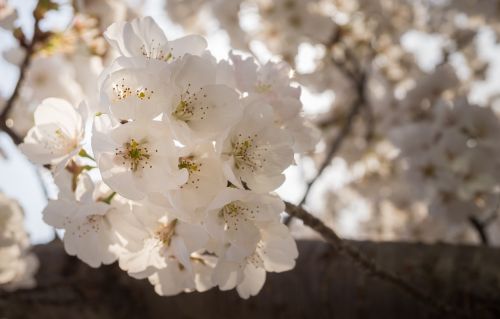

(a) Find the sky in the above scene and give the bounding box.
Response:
[2,0,500,244]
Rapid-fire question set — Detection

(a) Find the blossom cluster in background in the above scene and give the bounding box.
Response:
[0,193,38,291]
[164,0,500,244]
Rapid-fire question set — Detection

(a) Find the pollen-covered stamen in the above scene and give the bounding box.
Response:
[178,156,202,189]
[68,215,103,238]
[247,252,264,268]
[115,138,156,172]
[155,219,177,247]
[231,134,267,173]
[42,128,78,155]
[218,201,259,231]
[255,82,272,93]
[136,87,154,100]
[172,85,209,122]
[139,39,173,61]
[112,78,133,101]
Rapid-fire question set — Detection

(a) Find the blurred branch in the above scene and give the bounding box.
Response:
[469,216,489,246]
[0,3,44,145]
[297,75,365,209]
[284,201,471,318]
[468,201,500,246]
[0,125,22,145]
[289,31,371,214]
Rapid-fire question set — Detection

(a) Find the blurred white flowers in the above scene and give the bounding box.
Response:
[0,193,38,291]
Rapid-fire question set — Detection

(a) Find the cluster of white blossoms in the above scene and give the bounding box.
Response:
[0,193,38,291]
[166,0,335,61]
[1,0,136,137]
[391,97,500,225]
[20,17,318,298]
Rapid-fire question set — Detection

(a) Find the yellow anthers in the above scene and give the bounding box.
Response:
[178,156,203,190]
[172,85,209,122]
[136,87,154,100]
[115,138,155,172]
[255,82,273,93]
[232,134,266,172]
[55,128,64,138]
[72,215,103,238]
[164,52,173,61]
[219,202,240,219]
[112,78,133,101]
[139,39,173,61]
[155,219,178,247]
[221,202,240,216]
[218,201,256,231]
[178,157,200,174]
[233,139,252,159]
[173,99,193,121]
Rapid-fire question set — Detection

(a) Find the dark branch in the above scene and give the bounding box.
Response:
[284,201,472,318]
[298,79,365,208]
[469,216,489,246]
[0,7,42,145]
[0,125,22,145]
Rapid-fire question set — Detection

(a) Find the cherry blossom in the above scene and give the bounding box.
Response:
[104,16,207,62]
[19,98,87,170]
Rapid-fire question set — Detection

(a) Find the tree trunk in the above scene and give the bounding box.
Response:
[1,240,499,319]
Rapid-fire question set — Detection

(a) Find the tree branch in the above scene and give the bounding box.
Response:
[284,201,473,318]
[298,79,365,208]
[469,216,489,246]
[4,239,500,318]
[0,6,42,145]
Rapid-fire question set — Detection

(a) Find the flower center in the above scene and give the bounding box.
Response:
[139,39,173,61]
[218,201,256,231]
[46,128,77,155]
[232,134,266,172]
[136,87,153,100]
[173,99,194,121]
[115,138,155,172]
[155,219,177,246]
[255,82,272,93]
[171,85,208,122]
[112,78,133,101]
[178,156,200,174]
[178,156,202,189]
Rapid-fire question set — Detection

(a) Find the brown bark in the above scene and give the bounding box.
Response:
[1,240,499,319]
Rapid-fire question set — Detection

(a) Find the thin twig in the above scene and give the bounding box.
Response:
[284,201,471,318]
[467,197,500,246]
[283,72,365,225]
[296,52,367,207]
[300,84,364,207]
[0,9,42,145]
[0,124,22,145]
[0,45,34,122]
[469,216,489,246]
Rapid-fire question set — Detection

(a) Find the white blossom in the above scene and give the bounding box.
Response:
[43,172,126,268]
[0,194,38,291]
[99,57,171,121]
[164,53,243,142]
[92,115,188,200]
[204,188,283,262]
[220,103,294,193]
[19,98,87,170]
[104,16,207,62]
